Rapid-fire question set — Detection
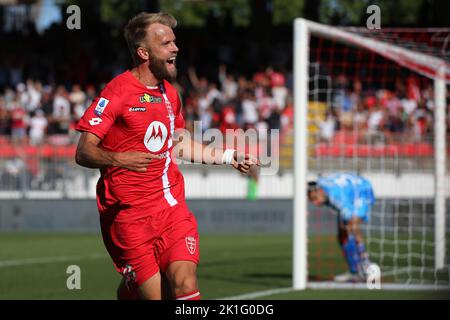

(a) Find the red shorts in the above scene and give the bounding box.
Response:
[100,201,200,287]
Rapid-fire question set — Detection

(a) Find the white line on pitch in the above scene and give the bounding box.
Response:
[0,253,106,268]
[217,281,450,300]
[308,281,450,290]
[218,287,294,300]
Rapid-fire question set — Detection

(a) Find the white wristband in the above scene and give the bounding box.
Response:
[221,149,235,165]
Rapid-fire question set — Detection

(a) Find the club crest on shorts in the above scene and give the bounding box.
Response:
[185,236,196,255]
[121,264,136,288]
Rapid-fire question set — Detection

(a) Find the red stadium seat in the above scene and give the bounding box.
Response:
[0,142,77,158]
[314,142,433,158]
[332,130,359,145]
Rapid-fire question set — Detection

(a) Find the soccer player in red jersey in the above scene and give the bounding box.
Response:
[75,12,258,300]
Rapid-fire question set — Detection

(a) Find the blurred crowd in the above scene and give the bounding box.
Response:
[316,75,449,145]
[0,65,295,146]
[178,65,293,136]
[0,80,97,146]
[0,67,448,148]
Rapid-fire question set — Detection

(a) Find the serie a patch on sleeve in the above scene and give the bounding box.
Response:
[94,97,110,116]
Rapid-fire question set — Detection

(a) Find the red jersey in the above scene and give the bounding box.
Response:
[11,107,27,129]
[76,71,186,222]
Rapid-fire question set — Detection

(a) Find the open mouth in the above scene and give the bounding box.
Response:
[166,57,176,66]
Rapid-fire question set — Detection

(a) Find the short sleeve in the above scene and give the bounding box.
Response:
[76,84,122,140]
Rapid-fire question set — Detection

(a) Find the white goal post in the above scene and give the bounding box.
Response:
[293,18,449,290]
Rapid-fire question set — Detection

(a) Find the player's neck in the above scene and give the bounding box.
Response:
[131,65,161,88]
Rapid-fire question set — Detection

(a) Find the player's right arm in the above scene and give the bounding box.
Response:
[76,132,163,172]
[75,83,163,172]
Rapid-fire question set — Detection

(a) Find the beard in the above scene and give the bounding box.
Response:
[148,51,177,82]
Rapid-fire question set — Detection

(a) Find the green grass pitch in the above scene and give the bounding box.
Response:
[0,233,448,300]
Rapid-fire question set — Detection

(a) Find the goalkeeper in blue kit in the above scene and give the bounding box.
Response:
[307,173,376,282]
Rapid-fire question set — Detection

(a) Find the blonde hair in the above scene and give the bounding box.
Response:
[124,12,177,65]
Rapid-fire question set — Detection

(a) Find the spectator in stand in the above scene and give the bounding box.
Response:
[29,109,48,146]
[266,66,288,111]
[188,66,208,94]
[218,64,238,101]
[16,83,29,111]
[353,101,369,133]
[10,100,28,145]
[350,79,363,109]
[318,110,337,143]
[253,66,268,89]
[267,108,281,132]
[388,106,407,135]
[219,103,238,133]
[257,87,276,121]
[40,87,54,129]
[69,84,87,140]
[206,82,223,105]
[333,77,354,133]
[367,101,384,136]
[200,106,214,134]
[255,113,269,143]
[237,75,249,93]
[69,84,87,120]
[407,76,421,103]
[385,90,403,117]
[241,89,258,130]
[52,85,71,135]
[197,90,210,119]
[3,87,15,107]
[422,84,435,111]
[411,100,433,142]
[26,79,43,113]
[0,97,10,136]
[280,94,294,133]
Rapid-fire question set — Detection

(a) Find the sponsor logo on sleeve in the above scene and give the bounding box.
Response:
[94,97,109,116]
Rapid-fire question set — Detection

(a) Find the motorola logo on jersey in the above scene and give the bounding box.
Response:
[144,121,168,152]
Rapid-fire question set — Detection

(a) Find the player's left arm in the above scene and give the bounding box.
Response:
[173,130,259,174]
[172,91,258,173]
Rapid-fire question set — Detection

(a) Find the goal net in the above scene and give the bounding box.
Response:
[293,19,449,289]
